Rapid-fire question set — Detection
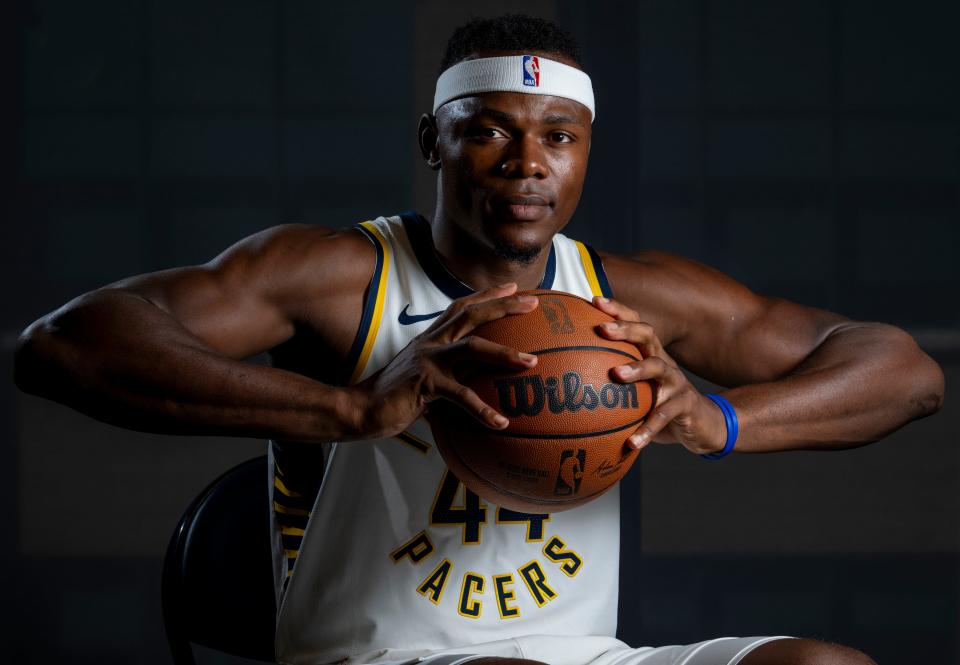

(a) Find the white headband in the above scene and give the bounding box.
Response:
[433,55,595,121]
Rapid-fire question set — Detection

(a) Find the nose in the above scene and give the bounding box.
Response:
[499,135,547,179]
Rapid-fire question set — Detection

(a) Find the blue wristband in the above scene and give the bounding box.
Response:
[700,393,738,460]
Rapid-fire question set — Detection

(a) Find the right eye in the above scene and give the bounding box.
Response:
[469,127,507,139]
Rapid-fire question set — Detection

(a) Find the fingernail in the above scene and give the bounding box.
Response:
[518,295,538,304]
[497,282,516,289]
[628,432,648,449]
[602,321,619,329]
[519,353,537,363]
[493,415,509,428]
[595,296,609,303]
[616,364,633,376]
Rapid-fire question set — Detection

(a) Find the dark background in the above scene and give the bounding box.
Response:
[3,0,958,662]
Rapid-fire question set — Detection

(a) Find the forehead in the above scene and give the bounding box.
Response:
[439,91,591,126]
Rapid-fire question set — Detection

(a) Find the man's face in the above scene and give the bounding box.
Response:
[430,55,592,263]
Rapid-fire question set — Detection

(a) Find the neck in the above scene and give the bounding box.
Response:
[428,211,552,292]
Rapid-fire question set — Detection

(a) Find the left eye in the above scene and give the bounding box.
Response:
[551,132,573,143]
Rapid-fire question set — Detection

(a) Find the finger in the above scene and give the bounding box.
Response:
[435,335,538,370]
[436,293,539,342]
[426,282,519,332]
[597,320,666,361]
[432,375,509,430]
[626,395,687,450]
[611,356,671,384]
[610,351,690,386]
[592,296,640,323]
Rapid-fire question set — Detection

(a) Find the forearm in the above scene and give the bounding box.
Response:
[722,323,944,453]
[14,289,361,443]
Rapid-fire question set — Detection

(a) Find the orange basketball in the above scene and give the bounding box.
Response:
[428,290,655,513]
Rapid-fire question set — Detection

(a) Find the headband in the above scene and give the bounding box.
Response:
[433,55,596,121]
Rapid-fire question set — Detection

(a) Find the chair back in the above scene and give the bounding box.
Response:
[162,455,277,664]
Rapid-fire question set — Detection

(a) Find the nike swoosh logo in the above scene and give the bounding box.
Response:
[398,304,444,325]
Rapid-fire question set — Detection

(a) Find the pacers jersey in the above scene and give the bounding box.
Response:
[273,212,619,665]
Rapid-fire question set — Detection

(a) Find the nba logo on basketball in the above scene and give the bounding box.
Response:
[522,55,540,87]
[554,449,585,496]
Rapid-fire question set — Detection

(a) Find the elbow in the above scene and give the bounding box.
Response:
[13,321,67,398]
[912,355,945,418]
[898,330,945,419]
[13,326,46,395]
[14,291,109,397]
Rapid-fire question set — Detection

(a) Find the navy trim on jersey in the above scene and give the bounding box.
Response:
[541,241,557,290]
[585,244,614,298]
[344,224,385,382]
[400,211,557,298]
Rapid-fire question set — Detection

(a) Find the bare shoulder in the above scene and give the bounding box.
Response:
[598,247,855,385]
[114,223,376,318]
[99,222,378,360]
[205,222,375,308]
[597,248,762,347]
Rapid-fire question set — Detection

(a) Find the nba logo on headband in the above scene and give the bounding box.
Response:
[522,55,540,87]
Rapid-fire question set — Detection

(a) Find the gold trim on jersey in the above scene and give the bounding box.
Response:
[349,221,391,384]
[396,429,432,454]
[273,501,311,517]
[575,240,604,298]
[274,475,302,498]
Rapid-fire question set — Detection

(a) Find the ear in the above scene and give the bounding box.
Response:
[418,113,441,171]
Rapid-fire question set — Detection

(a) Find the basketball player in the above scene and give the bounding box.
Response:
[15,14,943,665]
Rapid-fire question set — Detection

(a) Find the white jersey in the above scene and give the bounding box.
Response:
[271,212,619,665]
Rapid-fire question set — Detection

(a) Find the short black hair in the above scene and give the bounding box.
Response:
[440,14,582,75]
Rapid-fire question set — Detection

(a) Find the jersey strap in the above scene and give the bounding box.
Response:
[345,221,391,385]
[574,241,613,298]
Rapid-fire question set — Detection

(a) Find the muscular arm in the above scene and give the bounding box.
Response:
[602,250,945,453]
[14,225,375,443]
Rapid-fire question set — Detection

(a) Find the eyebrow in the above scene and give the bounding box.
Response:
[476,107,585,127]
[542,113,583,126]
[476,108,516,123]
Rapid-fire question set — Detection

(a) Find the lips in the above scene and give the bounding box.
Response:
[492,193,552,221]
[502,194,549,206]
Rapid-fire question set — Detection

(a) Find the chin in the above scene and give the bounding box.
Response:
[491,238,542,265]
[479,221,546,265]
[481,211,553,251]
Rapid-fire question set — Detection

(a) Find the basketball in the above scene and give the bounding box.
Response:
[428,290,656,513]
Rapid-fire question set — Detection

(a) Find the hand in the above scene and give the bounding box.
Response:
[347,284,539,440]
[593,297,727,455]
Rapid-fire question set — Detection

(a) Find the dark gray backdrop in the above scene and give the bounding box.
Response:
[4,1,958,662]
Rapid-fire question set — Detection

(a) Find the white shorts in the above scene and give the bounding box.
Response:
[345,634,795,665]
